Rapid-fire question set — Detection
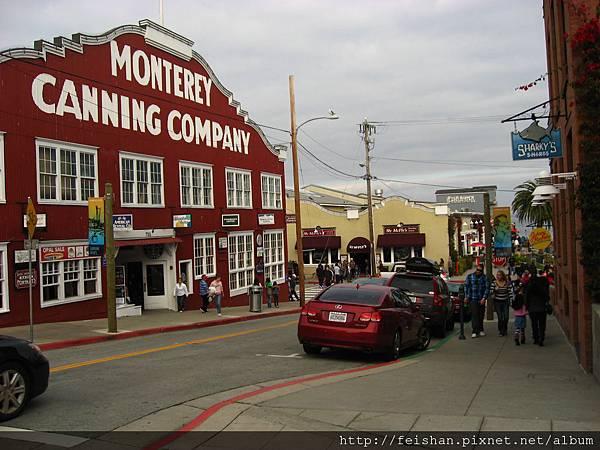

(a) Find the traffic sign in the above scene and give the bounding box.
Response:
[24,239,39,250]
[26,197,37,240]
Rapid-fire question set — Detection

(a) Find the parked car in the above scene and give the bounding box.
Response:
[0,336,50,421]
[298,284,430,360]
[389,258,454,338]
[447,281,471,322]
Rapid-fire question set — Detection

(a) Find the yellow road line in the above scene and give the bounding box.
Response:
[50,320,297,374]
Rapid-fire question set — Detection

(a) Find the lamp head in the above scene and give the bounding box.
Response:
[328,109,339,120]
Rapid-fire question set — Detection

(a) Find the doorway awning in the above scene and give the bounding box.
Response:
[377,233,426,247]
[347,237,371,254]
[115,237,182,247]
[296,236,341,250]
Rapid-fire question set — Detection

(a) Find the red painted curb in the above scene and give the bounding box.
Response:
[38,308,301,351]
[145,359,399,450]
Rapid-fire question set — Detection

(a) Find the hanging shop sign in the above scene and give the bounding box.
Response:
[222,214,240,227]
[511,121,562,160]
[302,227,336,237]
[173,214,192,228]
[529,228,552,250]
[492,207,512,257]
[88,197,105,246]
[383,224,420,234]
[258,213,275,226]
[113,214,133,231]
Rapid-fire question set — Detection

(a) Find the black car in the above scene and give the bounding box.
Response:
[389,258,454,337]
[0,336,50,421]
[447,281,471,322]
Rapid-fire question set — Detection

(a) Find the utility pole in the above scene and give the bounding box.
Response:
[483,192,494,320]
[289,75,306,307]
[105,183,117,333]
[361,119,377,277]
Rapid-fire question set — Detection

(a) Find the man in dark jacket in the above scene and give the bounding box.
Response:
[524,265,550,346]
[464,264,490,338]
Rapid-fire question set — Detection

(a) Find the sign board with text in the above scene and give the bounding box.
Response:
[258,213,275,226]
[15,250,37,264]
[41,245,90,262]
[113,214,133,231]
[302,228,336,237]
[22,213,47,229]
[383,224,420,234]
[15,269,38,289]
[222,214,240,227]
[173,214,192,228]
[511,122,562,161]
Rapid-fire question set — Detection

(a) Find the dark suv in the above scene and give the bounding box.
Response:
[389,258,454,337]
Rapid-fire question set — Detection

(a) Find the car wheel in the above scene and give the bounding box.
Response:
[416,326,431,351]
[302,344,322,355]
[0,362,30,422]
[385,331,402,361]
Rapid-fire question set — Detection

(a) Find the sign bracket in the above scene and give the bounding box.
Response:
[501,97,565,123]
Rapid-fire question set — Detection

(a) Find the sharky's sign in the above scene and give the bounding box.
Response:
[511,121,563,161]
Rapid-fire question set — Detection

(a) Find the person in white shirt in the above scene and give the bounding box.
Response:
[174,276,189,312]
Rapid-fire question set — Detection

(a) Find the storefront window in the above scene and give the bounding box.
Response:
[40,246,101,307]
[303,249,340,265]
[228,231,254,294]
[193,234,216,277]
[383,247,392,263]
[394,246,411,261]
[264,230,285,282]
[414,247,423,258]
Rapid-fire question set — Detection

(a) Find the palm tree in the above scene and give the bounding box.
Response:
[512,180,553,227]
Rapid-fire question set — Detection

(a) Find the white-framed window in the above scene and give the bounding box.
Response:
[193,233,216,278]
[228,231,254,295]
[303,249,340,265]
[120,152,164,207]
[36,138,98,204]
[0,132,5,203]
[226,168,252,208]
[261,173,282,209]
[0,244,8,313]
[264,230,285,282]
[40,244,102,307]
[180,161,213,208]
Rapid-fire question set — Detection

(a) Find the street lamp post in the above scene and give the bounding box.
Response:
[288,75,338,307]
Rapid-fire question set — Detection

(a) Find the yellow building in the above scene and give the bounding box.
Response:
[286,185,450,279]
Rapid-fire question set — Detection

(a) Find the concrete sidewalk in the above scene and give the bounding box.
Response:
[0,301,301,350]
[142,317,600,437]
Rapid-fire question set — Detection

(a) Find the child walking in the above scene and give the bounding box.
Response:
[265,277,273,308]
[272,281,280,308]
[512,284,528,345]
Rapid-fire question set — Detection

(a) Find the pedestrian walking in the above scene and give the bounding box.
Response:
[272,281,280,308]
[287,271,299,301]
[199,274,209,313]
[508,256,516,277]
[324,265,334,287]
[349,259,356,280]
[316,263,325,288]
[334,263,341,284]
[489,270,514,336]
[464,264,490,338]
[209,275,224,316]
[512,284,527,345]
[174,276,189,312]
[265,277,273,308]
[524,265,551,346]
[342,260,349,282]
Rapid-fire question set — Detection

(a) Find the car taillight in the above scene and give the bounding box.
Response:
[358,311,381,322]
[301,304,318,317]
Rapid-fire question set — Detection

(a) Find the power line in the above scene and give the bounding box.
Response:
[375,177,516,193]
[297,140,361,179]
[299,129,361,161]
[372,156,542,169]
[368,115,507,126]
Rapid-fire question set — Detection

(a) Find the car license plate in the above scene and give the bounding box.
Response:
[328,311,347,323]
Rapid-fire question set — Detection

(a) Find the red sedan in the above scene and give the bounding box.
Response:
[297,284,430,360]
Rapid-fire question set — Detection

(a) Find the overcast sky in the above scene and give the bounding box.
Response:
[0,0,550,207]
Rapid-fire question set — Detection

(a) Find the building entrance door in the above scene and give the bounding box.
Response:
[144,260,168,309]
[350,253,369,276]
[126,262,144,309]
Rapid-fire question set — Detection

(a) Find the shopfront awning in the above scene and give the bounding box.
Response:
[377,233,426,247]
[115,237,183,247]
[296,236,341,250]
[347,237,371,254]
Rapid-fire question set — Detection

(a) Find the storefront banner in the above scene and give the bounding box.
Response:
[88,197,105,246]
[173,214,192,228]
[493,207,512,257]
[511,121,562,160]
[113,214,133,231]
[383,224,420,234]
[41,245,90,262]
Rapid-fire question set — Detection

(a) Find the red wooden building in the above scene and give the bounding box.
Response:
[0,20,288,326]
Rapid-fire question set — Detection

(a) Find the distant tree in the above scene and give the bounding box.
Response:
[512,180,553,227]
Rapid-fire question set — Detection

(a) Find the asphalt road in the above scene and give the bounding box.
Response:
[6,314,437,432]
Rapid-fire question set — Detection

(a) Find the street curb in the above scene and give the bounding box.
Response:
[38,308,301,351]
